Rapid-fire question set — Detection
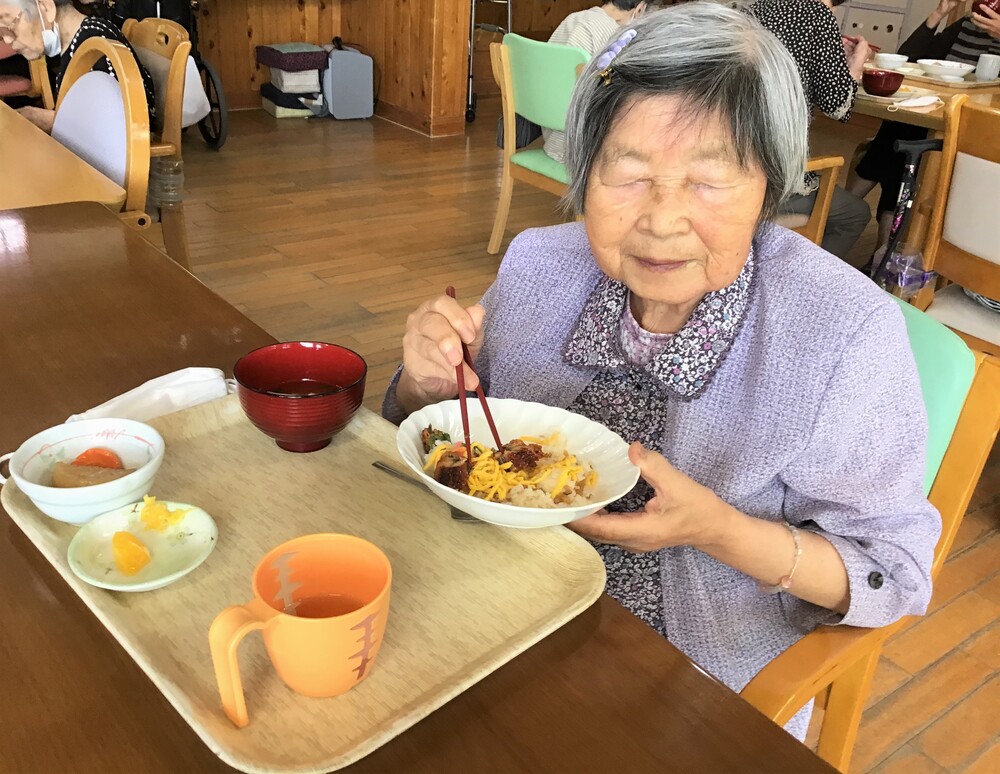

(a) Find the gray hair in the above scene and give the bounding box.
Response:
[565,2,809,219]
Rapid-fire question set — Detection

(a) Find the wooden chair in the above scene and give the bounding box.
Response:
[742,298,1000,772]
[909,95,1000,357]
[773,156,845,246]
[52,36,150,227]
[123,17,192,271]
[122,17,190,159]
[27,57,53,108]
[488,35,589,255]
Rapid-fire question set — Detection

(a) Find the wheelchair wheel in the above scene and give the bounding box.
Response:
[196,58,228,150]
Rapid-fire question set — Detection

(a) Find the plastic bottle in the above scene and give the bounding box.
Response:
[881,247,931,300]
[147,157,184,223]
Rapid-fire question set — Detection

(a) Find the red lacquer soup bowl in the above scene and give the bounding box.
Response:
[862,69,904,97]
[234,342,367,453]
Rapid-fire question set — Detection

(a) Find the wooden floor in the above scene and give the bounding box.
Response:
[172,101,999,773]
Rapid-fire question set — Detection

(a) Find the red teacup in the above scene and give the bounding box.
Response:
[862,69,904,97]
[973,0,1000,16]
[234,342,367,453]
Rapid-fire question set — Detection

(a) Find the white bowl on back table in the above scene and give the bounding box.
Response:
[917,59,975,78]
[397,398,640,529]
[874,53,908,70]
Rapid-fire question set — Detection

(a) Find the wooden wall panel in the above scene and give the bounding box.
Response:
[198,0,341,110]
[341,0,469,136]
[430,0,471,135]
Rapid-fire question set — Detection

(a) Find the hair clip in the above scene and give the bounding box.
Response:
[594,28,637,86]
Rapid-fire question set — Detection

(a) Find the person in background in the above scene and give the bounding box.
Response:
[541,0,648,164]
[748,0,872,262]
[0,0,155,132]
[849,0,1000,256]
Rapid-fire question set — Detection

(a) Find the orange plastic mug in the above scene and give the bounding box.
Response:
[209,533,392,727]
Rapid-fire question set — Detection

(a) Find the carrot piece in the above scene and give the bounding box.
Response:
[73,448,123,469]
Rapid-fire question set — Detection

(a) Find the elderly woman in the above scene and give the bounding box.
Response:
[0,0,155,132]
[384,3,939,737]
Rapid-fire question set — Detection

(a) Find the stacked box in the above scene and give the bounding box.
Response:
[255,43,328,118]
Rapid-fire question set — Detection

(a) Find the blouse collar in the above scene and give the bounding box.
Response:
[562,248,756,400]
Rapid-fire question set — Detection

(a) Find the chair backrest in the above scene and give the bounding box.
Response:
[772,155,845,243]
[891,296,1000,583]
[122,17,191,151]
[28,57,53,109]
[922,95,1000,302]
[52,36,150,214]
[740,343,999,773]
[499,34,589,131]
[889,296,976,495]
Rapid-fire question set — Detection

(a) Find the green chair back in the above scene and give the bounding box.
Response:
[503,33,590,131]
[890,295,976,493]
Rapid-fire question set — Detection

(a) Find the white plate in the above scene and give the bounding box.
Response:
[398,398,640,529]
[858,85,938,104]
[68,501,217,591]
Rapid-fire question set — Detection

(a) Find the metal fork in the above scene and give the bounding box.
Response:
[371,461,481,523]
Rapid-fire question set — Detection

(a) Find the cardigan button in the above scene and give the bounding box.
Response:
[868,571,884,590]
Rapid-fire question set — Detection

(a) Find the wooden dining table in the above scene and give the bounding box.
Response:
[0,100,126,211]
[0,202,832,773]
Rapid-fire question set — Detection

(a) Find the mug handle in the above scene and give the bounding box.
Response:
[209,598,280,728]
[0,452,13,486]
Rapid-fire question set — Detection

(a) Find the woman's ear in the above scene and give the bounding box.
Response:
[37,0,57,25]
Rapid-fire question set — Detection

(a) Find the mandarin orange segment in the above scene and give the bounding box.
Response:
[139,495,191,532]
[112,531,151,576]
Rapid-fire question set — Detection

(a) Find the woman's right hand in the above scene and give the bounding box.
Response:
[397,295,486,413]
[846,36,872,80]
[929,0,962,28]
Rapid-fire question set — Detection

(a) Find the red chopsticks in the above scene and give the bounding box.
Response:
[445,286,502,471]
[843,35,882,53]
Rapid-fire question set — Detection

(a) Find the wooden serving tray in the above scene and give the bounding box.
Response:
[1,396,607,773]
[902,70,1000,90]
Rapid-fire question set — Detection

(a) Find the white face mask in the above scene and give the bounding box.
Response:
[35,0,60,56]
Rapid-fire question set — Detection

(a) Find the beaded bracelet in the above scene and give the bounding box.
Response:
[760,523,802,594]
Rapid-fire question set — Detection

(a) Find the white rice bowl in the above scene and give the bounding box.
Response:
[397,398,640,528]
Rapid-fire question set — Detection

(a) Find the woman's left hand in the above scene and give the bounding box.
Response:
[16,107,55,134]
[973,7,1000,40]
[566,443,729,553]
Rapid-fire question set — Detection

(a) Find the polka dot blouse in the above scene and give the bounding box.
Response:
[54,16,157,128]
[748,0,858,122]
